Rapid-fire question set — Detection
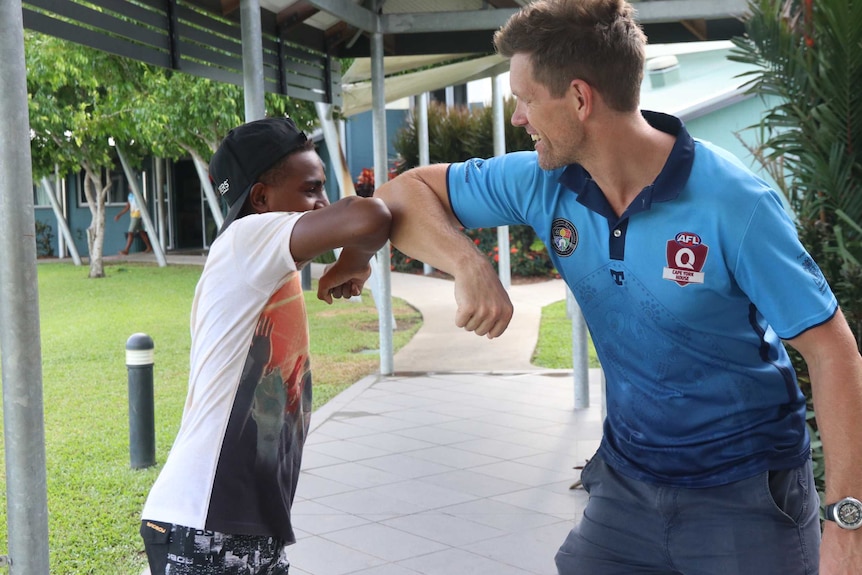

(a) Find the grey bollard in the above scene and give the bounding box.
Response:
[125,333,156,469]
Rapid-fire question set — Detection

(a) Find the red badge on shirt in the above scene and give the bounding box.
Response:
[663,232,708,287]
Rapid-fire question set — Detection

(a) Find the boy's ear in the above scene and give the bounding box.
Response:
[247,182,268,213]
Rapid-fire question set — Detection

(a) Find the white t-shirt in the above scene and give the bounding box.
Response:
[142,211,312,543]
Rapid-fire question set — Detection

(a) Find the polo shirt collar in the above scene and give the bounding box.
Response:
[559,111,695,218]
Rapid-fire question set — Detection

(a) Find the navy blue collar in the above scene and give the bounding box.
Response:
[558,111,695,222]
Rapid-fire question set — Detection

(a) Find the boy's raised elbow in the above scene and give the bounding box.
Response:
[346,196,391,248]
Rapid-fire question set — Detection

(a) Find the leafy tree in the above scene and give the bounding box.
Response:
[26,32,319,275]
[131,67,317,245]
[136,67,317,178]
[26,32,147,278]
[730,0,862,499]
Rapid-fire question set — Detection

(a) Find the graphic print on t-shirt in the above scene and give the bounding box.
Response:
[206,272,312,541]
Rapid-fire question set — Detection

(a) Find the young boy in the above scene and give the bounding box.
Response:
[139,117,391,574]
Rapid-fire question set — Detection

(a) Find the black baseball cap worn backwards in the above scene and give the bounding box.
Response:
[210,116,308,236]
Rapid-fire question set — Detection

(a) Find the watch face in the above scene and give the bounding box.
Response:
[837,500,862,527]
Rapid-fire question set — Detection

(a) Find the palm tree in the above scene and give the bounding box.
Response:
[730,0,862,500]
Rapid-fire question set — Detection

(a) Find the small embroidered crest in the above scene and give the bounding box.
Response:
[551,218,578,257]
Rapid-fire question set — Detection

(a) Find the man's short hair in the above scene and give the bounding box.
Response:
[494,0,647,112]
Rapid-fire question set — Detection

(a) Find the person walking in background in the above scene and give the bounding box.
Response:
[115,191,153,255]
[139,116,391,574]
[373,0,862,573]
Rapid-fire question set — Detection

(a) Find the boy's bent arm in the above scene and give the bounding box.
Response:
[374,165,513,339]
[290,196,390,263]
[290,196,390,304]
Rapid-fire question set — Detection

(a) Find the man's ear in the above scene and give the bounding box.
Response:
[247,182,268,213]
[570,79,592,120]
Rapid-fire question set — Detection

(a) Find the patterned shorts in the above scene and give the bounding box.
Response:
[140,521,290,575]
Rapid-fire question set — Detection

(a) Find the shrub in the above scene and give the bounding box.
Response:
[35,220,55,258]
[390,99,555,278]
[732,0,862,502]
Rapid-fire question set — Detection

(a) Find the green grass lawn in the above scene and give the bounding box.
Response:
[0,261,420,574]
[531,299,600,368]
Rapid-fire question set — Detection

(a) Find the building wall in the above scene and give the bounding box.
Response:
[343,109,410,184]
[685,94,783,192]
[34,161,156,258]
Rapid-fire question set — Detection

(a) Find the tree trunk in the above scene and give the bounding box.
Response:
[82,164,110,278]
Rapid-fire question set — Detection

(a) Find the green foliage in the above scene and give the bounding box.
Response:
[391,99,555,277]
[24,31,320,276]
[35,220,54,258]
[136,67,318,161]
[392,99,534,170]
[25,31,146,179]
[731,0,862,501]
[0,262,419,573]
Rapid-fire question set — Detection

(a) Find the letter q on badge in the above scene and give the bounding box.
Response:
[663,231,708,286]
[551,218,578,257]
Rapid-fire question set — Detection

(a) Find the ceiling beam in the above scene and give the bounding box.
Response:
[305,0,377,32]
[633,0,749,23]
[276,0,319,28]
[380,0,748,35]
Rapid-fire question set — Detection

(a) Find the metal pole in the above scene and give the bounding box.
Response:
[315,101,352,199]
[492,75,511,291]
[191,153,225,231]
[371,17,394,375]
[54,164,67,259]
[301,266,312,291]
[240,0,265,122]
[40,176,82,266]
[418,93,434,277]
[0,1,51,571]
[155,157,167,249]
[125,333,156,469]
[566,287,590,408]
[116,146,167,267]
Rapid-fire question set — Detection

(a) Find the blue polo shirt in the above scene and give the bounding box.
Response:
[448,111,837,487]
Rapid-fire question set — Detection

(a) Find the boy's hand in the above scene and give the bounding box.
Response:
[317,259,372,304]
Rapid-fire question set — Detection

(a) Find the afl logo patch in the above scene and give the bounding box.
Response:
[663,231,708,286]
[551,218,578,257]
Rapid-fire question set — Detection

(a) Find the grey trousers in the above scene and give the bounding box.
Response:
[555,455,821,575]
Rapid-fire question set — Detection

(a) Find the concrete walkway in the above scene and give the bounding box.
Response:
[385,271,570,372]
[287,266,603,575]
[129,253,604,575]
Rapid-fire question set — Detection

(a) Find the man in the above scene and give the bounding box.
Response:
[373,0,862,573]
[140,117,391,574]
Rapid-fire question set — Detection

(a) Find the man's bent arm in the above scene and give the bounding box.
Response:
[374,165,513,338]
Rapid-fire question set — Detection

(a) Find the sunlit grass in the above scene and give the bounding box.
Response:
[532,299,600,368]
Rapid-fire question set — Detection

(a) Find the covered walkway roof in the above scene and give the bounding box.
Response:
[20,0,750,108]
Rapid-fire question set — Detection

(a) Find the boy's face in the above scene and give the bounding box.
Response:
[257,149,329,214]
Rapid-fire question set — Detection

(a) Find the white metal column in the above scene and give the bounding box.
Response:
[492,74,511,290]
[371,13,394,375]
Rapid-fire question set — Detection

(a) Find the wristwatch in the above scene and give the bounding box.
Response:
[824,497,862,530]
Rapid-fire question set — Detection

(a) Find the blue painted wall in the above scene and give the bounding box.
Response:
[343,109,410,184]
